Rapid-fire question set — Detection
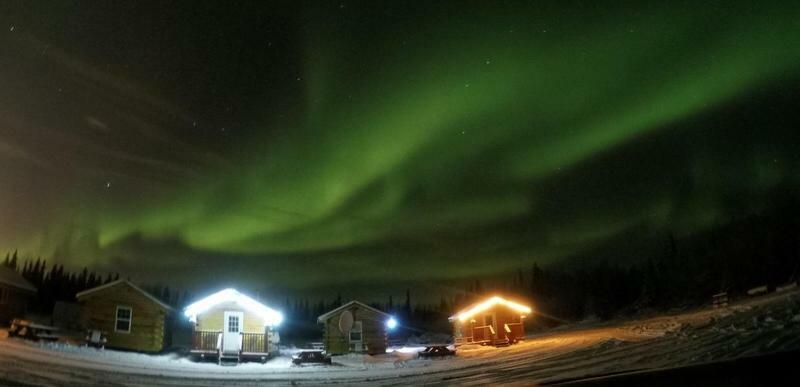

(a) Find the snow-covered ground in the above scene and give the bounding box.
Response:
[2,289,800,386]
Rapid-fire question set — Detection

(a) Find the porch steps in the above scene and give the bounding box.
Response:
[492,338,511,347]
[218,352,240,366]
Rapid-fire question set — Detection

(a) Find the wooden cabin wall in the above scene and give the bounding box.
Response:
[322,305,387,355]
[360,309,388,355]
[323,317,349,354]
[79,284,167,352]
[495,308,520,330]
[194,301,267,333]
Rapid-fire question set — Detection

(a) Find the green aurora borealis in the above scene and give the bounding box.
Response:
[1,1,800,291]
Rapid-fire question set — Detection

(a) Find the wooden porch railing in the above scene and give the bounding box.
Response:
[472,325,494,342]
[241,332,267,354]
[454,336,472,345]
[192,330,221,351]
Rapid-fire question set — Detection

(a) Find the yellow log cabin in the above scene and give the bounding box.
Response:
[183,288,282,364]
[76,279,174,352]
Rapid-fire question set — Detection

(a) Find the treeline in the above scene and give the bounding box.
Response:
[2,251,187,314]
[442,199,800,330]
[202,202,800,340]
[4,195,798,340]
[140,285,192,311]
[3,251,121,313]
[284,198,800,337]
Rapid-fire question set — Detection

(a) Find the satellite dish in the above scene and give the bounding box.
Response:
[339,310,354,334]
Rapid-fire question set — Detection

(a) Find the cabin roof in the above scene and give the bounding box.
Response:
[0,266,36,292]
[448,296,532,322]
[75,279,174,311]
[317,300,390,323]
[183,288,283,326]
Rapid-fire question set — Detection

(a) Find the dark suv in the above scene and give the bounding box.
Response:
[292,350,333,365]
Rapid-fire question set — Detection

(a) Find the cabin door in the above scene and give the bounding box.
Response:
[223,311,243,353]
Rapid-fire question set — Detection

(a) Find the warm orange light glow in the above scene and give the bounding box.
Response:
[454,296,532,322]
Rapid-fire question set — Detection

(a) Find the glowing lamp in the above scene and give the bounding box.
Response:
[386,317,398,330]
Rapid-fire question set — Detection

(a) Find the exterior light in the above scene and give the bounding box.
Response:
[386,317,398,330]
[452,296,532,322]
[183,288,283,326]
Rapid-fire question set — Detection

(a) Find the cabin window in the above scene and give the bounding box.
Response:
[115,306,132,333]
[0,287,7,304]
[350,321,363,341]
[228,315,240,332]
[484,314,494,327]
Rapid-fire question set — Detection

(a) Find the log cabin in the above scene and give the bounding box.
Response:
[76,279,174,352]
[449,296,531,346]
[317,300,395,355]
[183,288,282,364]
[0,266,36,325]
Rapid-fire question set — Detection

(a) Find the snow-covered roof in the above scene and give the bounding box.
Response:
[75,279,174,311]
[183,288,283,326]
[448,296,532,322]
[0,265,36,292]
[317,300,390,323]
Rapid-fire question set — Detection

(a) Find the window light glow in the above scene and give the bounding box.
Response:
[453,296,532,322]
[183,288,283,326]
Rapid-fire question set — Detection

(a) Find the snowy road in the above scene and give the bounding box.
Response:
[2,290,799,386]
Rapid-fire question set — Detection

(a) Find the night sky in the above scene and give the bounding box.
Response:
[1,1,799,295]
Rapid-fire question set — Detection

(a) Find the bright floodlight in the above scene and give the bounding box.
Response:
[386,317,398,330]
[183,288,283,326]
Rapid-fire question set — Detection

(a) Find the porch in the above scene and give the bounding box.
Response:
[455,322,525,346]
[190,330,269,362]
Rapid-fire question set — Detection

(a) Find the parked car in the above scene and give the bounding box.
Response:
[292,350,332,365]
[418,345,456,358]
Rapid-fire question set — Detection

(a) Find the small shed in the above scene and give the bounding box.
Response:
[449,296,531,346]
[317,300,394,355]
[51,301,83,330]
[76,279,174,352]
[0,266,36,324]
[184,288,282,363]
